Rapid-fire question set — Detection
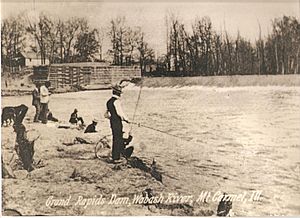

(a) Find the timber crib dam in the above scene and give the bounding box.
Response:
[32,62,141,90]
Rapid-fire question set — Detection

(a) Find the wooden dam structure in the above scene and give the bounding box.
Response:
[32,62,141,89]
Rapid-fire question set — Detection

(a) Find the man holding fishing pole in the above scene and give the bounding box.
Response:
[105,83,132,163]
[104,79,192,164]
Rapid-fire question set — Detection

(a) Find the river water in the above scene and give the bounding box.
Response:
[2,86,300,216]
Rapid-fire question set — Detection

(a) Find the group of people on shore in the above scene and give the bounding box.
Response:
[32,81,133,163]
[32,82,97,133]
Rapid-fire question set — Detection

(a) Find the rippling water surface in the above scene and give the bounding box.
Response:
[2,86,300,216]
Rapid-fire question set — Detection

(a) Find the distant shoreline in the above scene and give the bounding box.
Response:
[2,74,300,97]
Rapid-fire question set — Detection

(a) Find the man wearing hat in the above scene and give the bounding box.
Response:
[84,119,98,133]
[105,84,130,162]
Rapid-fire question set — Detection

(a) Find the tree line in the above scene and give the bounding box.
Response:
[1,12,154,75]
[1,13,102,65]
[1,12,299,76]
[163,15,299,76]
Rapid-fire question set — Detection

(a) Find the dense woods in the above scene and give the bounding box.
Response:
[164,15,299,76]
[1,12,299,76]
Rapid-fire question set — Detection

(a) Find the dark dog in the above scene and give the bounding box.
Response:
[2,104,28,126]
[1,107,16,126]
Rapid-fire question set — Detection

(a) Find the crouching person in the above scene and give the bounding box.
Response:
[69,109,84,125]
[47,110,59,122]
[84,119,98,133]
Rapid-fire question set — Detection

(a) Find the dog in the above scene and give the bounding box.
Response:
[2,104,28,126]
[1,107,16,126]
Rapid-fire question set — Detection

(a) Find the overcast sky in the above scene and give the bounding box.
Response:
[1,0,299,56]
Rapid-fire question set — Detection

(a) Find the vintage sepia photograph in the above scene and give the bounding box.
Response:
[1,0,300,216]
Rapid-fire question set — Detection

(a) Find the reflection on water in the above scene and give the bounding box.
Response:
[2,86,300,216]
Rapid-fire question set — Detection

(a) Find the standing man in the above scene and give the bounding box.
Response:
[105,84,130,162]
[40,81,51,124]
[32,83,41,122]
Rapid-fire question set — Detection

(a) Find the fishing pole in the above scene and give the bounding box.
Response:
[110,78,199,145]
[130,121,193,143]
[129,77,143,132]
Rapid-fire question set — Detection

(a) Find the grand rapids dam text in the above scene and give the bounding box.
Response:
[45,193,194,208]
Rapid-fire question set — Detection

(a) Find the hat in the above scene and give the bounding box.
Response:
[74,108,78,112]
[92,118,98,123]
[45,81,51,87]
[35,82,41,87]
[112,84,123,94]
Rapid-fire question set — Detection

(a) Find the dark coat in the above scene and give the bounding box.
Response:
[32,88,40,106]
[106,97,123,160]
[69,112,78,124]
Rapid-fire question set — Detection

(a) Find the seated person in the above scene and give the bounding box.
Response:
[47,110,59,122]
[69,109,84,125]
[84,119,98,133]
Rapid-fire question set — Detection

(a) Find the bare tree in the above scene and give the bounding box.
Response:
[74,28,99,62]
[63,17,88,62]
[109,16,127,65]
[137,31,155,73]
[1,15,26,72]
